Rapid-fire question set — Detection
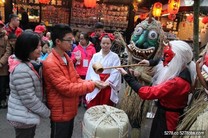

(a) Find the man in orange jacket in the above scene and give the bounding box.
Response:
[43,24,102,138]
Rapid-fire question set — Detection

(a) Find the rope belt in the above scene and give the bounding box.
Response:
[157,101,184,114]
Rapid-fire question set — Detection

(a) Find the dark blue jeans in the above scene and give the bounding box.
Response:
[51,118,74,138]
[0,76,8,101]
[15,126,36,138]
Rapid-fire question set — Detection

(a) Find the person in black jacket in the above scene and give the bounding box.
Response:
[90,22,105,52]
[19,7,29,30]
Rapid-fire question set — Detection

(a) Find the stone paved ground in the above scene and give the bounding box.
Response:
[0,82,153,138]
[0,106,86,138]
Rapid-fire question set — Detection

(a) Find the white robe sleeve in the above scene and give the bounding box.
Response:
[85,54,101,103]
[105,54,121,103]
[85,52,122,104]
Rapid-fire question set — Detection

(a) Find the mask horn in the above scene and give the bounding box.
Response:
[148,5,153,23]
[163,41,169,46]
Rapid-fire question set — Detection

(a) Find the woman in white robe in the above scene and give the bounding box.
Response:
[85,33,121,108]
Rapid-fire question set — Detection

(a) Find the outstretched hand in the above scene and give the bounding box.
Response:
[117,68,141,78]
[117,68,128,75]
[128,68,141,78]
[93,80,103,89]
[138,59,150,66]
[100,81,109,89]
[93,80,109,89]
[196,57,203,69]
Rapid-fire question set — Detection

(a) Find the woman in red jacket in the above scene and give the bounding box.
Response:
[118,40,197,138]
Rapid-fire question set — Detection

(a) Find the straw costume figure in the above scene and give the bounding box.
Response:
[119,40,196,138]
[173,43,208,138]
[118,13,165,136]
[111,32,128,65]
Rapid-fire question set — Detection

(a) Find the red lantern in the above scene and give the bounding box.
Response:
[84,0,96,8]
[168,14,176,21]
[39,0,50,4]
[168,0,180,15]
[152,2,162,17]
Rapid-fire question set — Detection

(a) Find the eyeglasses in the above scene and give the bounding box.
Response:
[62,39,73,45]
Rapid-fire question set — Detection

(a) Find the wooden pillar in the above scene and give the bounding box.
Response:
[193,0,200,60]
[126,3,135,44]
[4,0,13,23]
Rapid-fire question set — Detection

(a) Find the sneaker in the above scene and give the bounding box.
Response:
[1,100,7,108]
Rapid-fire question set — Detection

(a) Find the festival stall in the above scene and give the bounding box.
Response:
[8,0,131,32]
[0,0,5,21]
[11,0,70,27]
[70,0,131,32]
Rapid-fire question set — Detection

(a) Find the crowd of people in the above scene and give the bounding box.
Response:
[0,12,207,138]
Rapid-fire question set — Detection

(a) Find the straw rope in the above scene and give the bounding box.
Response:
[173,90,208,138]
[82,105,129,138]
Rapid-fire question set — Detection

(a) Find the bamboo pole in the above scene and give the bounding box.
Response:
[193,0,200,60]
[103,64,141,69]
[93,62,143,74]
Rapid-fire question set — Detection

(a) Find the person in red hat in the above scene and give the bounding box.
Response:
[4,14,23,37]
[34,25,48,42]
[0,20,12,108]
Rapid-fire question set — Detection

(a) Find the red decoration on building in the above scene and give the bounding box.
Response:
[168,14,176,21]
[46,5,56,11]
[39,0,50,4]
[168,0,180,15]
[84,0,96,8]
[202,17,208,24]
[152,2,163,17]
[140,13,148,20]
[187,14,193,22]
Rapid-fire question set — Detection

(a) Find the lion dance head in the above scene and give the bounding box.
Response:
[127,17,165,61]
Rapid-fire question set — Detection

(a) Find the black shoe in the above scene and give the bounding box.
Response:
[78,102,81,107]
[0,100,7,108]
[6,89,10,96]
[83,104,87,109]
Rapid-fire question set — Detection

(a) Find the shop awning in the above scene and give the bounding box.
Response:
[102,0,132,4]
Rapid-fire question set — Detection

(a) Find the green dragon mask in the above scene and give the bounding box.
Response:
[127,17,165,61]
